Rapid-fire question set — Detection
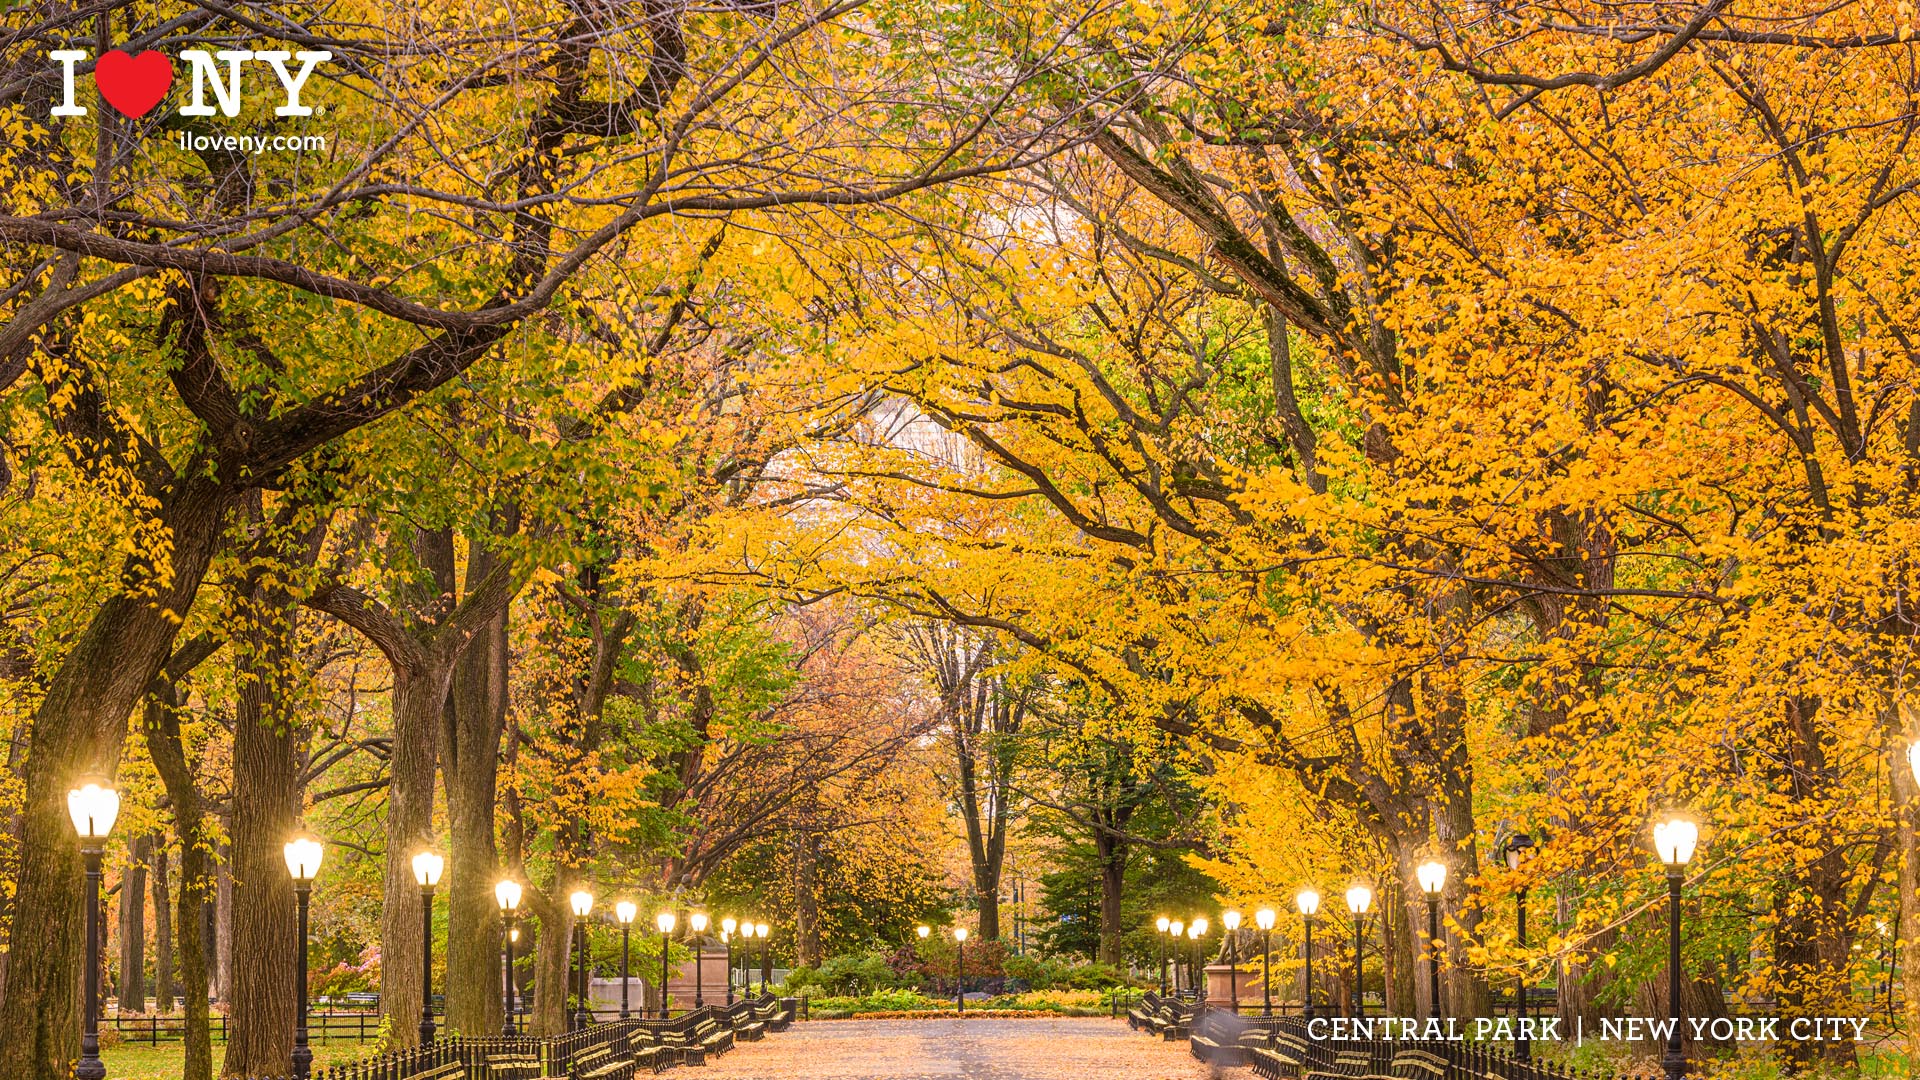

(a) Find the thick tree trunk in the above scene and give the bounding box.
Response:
[118,835,150,1014]
[152,846,174,1014]
[221,605,303,1078]
[441,583,509,1037]
[531,895,576,1037]
[380,666,447,1048]
[0,477,230,1080]
[1095,830,1126,966]
[794,830,822,966]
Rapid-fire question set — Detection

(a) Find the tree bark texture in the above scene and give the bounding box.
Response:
[221,596,303,1078]
[118,835,150,1013]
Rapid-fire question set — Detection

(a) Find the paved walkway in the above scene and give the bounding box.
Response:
[696,1017,1221,1079]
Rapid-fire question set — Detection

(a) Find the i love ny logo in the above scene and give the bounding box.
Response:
[48,48,332,119]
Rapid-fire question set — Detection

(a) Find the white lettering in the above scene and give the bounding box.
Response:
[1307,1017,1328,1040]
[254,50,330,115]
[178,50,252,117]
[49,50,87,116]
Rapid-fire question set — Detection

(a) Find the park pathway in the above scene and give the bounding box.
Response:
[696,1016,1223,1079]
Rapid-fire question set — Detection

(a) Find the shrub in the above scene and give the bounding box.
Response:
[783,951,901,995]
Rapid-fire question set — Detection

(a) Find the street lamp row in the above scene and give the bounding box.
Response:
[1160,809,1699,1079]
[69,775,799,1079]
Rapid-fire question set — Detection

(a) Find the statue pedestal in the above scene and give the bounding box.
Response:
[1204,964,1264,1011]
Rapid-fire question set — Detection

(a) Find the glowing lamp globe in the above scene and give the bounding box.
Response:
[283,836,324,883]
[411,851,444,888]
[1653,815,1699,868]
[67,780,120,842]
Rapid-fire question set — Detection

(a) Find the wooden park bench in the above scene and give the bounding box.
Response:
[726,1000,765,1041]
[1305,1049,1374,1080]
[567,1043,637,1080]
[1190,1009,1256,1068]
[751,995,790,1033]
[1389,1050,1448,1080]
[1127,992,1163,1031]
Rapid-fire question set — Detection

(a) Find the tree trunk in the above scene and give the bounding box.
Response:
[0,477,231,1080]
[118,835,150,1014]
[213,835,233,1004]
[530,894,576,1037]
[380,663,448,1047]
[1096,829,1127,966]
[152,844,174,1014]
[146,683,213,1080]
[1891,723,1920,1064]
[794,826,823,966]
[221,603,303,1078]
[441,569,509,1037]
[174,837,214,1080]
[307,535,521,1048]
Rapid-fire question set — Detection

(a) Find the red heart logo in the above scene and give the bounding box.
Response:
[93,50,173,119]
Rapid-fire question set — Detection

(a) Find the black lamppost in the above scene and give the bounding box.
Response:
[954,927,969,1015]
[68,779,120,1080]
[569,889,595,1031]
[496,880,523,1035]
[1167,920,1184,992]
[1503,835,1538,1060]
[284,835,324,1080]
[1345,883,1372,1020]
[1222,910,1242,1013]
[1417,860,1447,1022]
[690,913,710,1009]
[1254,907,1276,1016]
[655,909,677,1019]
[1155,916,1171,994]
[1654,816,1699,1080]
[1296,890,1320,1022]
[1188,917,1208,999]
[755,922,770,994]
[411,852,444,1046]
[615,902,637,1019]
[725,918,742,1006]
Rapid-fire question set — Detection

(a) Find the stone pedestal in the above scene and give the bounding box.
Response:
[1205,963,1265,1011]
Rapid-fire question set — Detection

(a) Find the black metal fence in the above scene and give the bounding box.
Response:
[109,1007,544,1046]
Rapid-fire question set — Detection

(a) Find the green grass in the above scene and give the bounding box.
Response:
[103,1041,374,1079]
